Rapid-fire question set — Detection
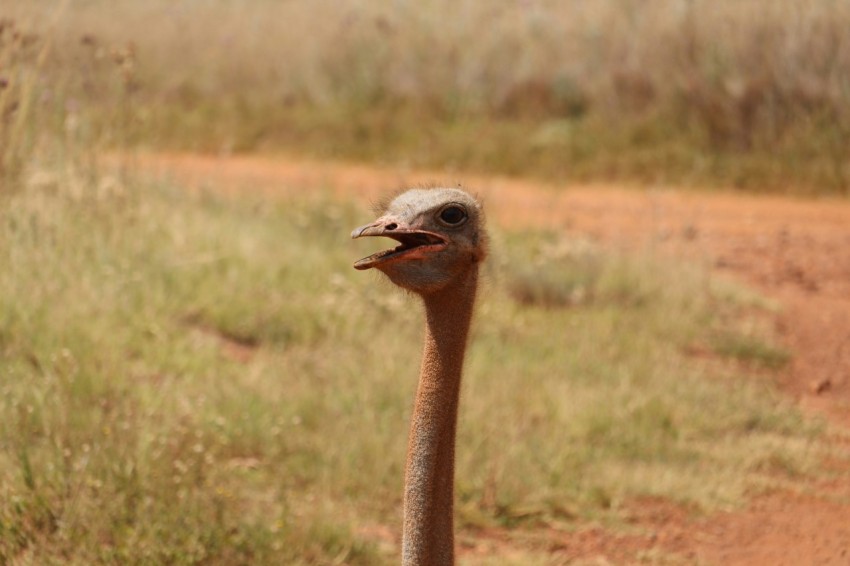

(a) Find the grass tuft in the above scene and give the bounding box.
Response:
[711,332,792,370]
[501,233,659,308]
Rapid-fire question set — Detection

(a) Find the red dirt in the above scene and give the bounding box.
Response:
[127,152,850,565]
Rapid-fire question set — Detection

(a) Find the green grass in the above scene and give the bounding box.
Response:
[710,333,791,370]
[0,158,824,564]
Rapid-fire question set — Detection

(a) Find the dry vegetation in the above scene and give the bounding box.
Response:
[3,0,850,193]
[0,2,841,564]
[0,162,824,564]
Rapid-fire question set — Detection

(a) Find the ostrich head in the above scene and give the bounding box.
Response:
[351,188,487,295]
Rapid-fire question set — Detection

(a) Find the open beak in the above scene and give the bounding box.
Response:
[351,219,447,270]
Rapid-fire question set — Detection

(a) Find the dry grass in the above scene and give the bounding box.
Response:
[3,0,850,193]
[0,157,827,563]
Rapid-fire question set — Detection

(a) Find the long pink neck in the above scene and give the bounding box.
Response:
[402,271,478,566]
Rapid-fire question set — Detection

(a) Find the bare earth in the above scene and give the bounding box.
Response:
[129,152,850,565]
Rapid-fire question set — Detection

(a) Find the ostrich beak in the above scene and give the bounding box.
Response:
[351,218,447,270]
[350,220,392,239]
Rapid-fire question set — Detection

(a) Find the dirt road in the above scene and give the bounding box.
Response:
[130,152,850,565]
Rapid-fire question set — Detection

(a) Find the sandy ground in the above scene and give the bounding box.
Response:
[125,152,850,565]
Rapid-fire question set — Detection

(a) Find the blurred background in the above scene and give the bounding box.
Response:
[4,0,850,192]
[1,2,847,564]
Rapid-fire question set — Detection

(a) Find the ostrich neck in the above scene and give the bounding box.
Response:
[403,270,478,566]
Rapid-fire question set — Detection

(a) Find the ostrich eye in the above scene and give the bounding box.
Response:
[438,205,467,226]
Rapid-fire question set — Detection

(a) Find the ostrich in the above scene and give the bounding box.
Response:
[351,188,487,565]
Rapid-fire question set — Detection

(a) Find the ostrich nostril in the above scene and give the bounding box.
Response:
[385,223,398,231]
